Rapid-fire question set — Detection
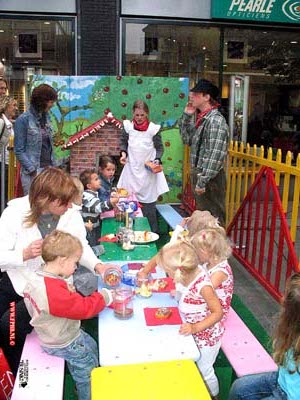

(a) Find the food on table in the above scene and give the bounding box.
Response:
[105,234,115,239]
[150,279,168,291]
[135,282,152,298]
[134,231,151,242]
[103,268,122,288]
[155,307,172,319]
[117,188,128,197]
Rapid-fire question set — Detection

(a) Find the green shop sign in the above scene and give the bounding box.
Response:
[211,0,300,24]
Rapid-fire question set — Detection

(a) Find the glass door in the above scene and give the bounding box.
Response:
[229,75,250,143]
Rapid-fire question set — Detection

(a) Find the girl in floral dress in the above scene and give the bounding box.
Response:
[191,227,233,324]
[157,238,224,399]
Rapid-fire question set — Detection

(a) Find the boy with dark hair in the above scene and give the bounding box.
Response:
[79,169,118,251]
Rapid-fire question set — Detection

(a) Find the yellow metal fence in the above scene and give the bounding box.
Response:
[226,141,300,246]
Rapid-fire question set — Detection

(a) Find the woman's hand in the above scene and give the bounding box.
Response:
[23,239,43,261]
[120,152,127,165]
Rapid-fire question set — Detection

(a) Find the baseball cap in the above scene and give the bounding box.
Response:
[190,79,219,101]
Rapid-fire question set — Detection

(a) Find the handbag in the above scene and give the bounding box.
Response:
[145,160,163,174]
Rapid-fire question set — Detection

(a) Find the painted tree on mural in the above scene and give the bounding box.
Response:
[31,75,189,202]
[89,76,187,126]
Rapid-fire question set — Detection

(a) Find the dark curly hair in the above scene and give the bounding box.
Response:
[30,84,58,112]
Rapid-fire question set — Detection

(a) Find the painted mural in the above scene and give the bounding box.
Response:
[32,75,189,202]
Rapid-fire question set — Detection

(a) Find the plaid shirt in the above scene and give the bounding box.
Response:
[178,109,229,189]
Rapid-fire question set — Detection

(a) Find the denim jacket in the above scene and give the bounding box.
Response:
[14,105,55,174]
[98,174,114,202]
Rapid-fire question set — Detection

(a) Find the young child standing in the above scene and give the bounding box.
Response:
[23,230,113,400]
[191,227,233,323]
[117,100,169,233]
[228,272,300,400]
[98,155,117,203]
[79,169,118,250]
[137,209,221,280]
[157,239,223,399]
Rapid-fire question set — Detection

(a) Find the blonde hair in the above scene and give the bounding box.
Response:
[0,95,16,114]
[25,167,77,227]
[273,273,300,371]
[187,210,220,236]
[157,238,200,285]
[71,176,84,206]
[191,227,232,262]
[42,230,83,262]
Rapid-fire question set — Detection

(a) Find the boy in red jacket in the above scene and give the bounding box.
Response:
[23,230,113,400]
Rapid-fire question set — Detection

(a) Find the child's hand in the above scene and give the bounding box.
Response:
[170,289,176,298]
[110,196,119,206]
[180,217,189,227]
[85,220,93,232]
[179,322,193,336]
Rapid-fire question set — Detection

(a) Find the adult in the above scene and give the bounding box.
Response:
[178,79,229,227]
[118,100,169,233]
[0,77,8,96]
[0,167,120,375]
[14,83,57,195]
[0,96,18,209]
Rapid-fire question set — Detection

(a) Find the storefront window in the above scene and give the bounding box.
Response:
[124,21,300,157]
[222,28,300,156]
[124,22,220,86]
[0,18,75,112]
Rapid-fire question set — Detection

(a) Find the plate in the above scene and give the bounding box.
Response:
[133,231,159,243]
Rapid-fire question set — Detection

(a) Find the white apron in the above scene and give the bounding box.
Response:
[117,120,169,203]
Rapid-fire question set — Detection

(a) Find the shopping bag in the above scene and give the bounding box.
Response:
[0,348,14,400]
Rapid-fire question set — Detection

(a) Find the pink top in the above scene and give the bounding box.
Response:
[206,260,233,325]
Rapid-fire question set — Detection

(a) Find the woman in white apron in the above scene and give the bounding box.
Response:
[118,100,169,233]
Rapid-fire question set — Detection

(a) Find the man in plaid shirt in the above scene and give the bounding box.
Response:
[178,79,229,226]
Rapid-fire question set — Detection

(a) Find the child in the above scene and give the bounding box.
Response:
[228,272,300,400]
[191,227,233,323]
[79,169,118,250]
[157,239,223,399]
[137,209,220,280]
[117,100,169,233]
[23,230,113,400]
[98,155,117,203]
[72,175,94,234]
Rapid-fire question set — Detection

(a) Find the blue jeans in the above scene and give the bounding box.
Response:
[42,330,99,400]
[228,372,287,400]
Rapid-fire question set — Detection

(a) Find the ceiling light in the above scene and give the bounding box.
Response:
[44,21,51,25]
[0,30,4,33]
[290,41,298,44]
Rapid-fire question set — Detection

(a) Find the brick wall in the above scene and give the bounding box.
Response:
[70,125,121,176]
[78,0,118,75]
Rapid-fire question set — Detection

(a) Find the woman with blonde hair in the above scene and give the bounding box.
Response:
[228,272,300,399]
[0,166,120,376]
[0,95,18,210]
